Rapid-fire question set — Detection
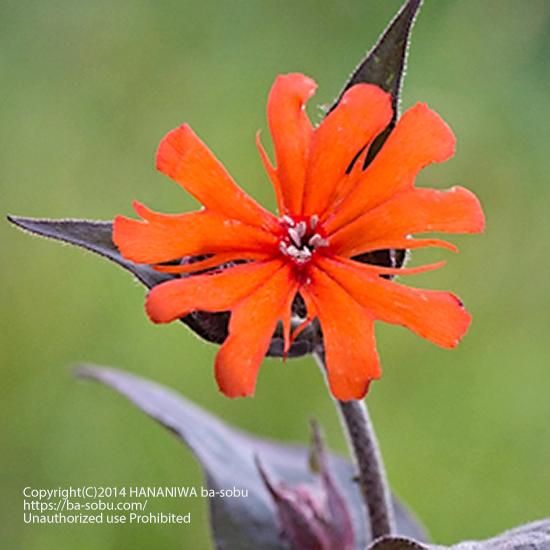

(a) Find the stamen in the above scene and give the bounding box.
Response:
[283,245,311,264]
[282,215,295,227]
[310,215,319,230]
[308,234,328,248]
[295,221,307,238]
[286,244,301,257]
[288,227,302,247]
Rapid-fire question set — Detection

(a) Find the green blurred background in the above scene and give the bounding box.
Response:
[2,0,549,548]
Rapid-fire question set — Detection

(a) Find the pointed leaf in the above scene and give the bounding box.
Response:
[7,215,312,357]
[7,215,227,343]
[76,365,429,549]
[331,0,423,126]
[369,520,550,550]
[7,215,171,288]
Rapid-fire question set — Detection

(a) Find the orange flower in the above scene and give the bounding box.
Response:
[113,73,485,401]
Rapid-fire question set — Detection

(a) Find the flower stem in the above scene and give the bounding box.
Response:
[314,350,395,540]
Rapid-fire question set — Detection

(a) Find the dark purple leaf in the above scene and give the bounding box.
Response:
[76,365,428,549]
[331,0,423,142]
[6,215,313,357]
[7,216,171,288]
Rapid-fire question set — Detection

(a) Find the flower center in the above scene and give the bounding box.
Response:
[278,215,328,264]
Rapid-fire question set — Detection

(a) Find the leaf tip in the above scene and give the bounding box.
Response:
[6,214,29,231]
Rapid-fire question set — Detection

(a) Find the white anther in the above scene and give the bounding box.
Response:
[288,227,302,247]
[286,244,301,257]
[279,242,289,255]
[295,221,307,238]
[308,234,328,248]
[282,215,295,227]
[283,243,313,264]
[310,215,319,230]
[295,250,312,263]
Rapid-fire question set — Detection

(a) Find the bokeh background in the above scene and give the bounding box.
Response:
[2,0,549,548]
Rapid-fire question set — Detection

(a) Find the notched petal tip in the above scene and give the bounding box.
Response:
[214,356,257,399]
[268,73,318,118]
[449,186,486,234]
[271,73,318,101]
[155,123,193,178]
[329,362,382,401]
[408,102,457,164]
[330,376,376,402]
[409,289,472,350]
[438,186,486,236]
[145,285,176,324]
[439,293,472,349]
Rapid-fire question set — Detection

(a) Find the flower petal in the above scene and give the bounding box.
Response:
[328,186,485,255]
[156,124,278,231]
[318,257,471,349]
[146,260,285,323]
[214,265,297,397]
[325,103,456,233]
[113,202,277,264]
[267,73,317,214]
[302,84,392,216]
[303,268,380,401]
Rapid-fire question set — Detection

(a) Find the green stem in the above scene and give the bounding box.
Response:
[314,350,395,539]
